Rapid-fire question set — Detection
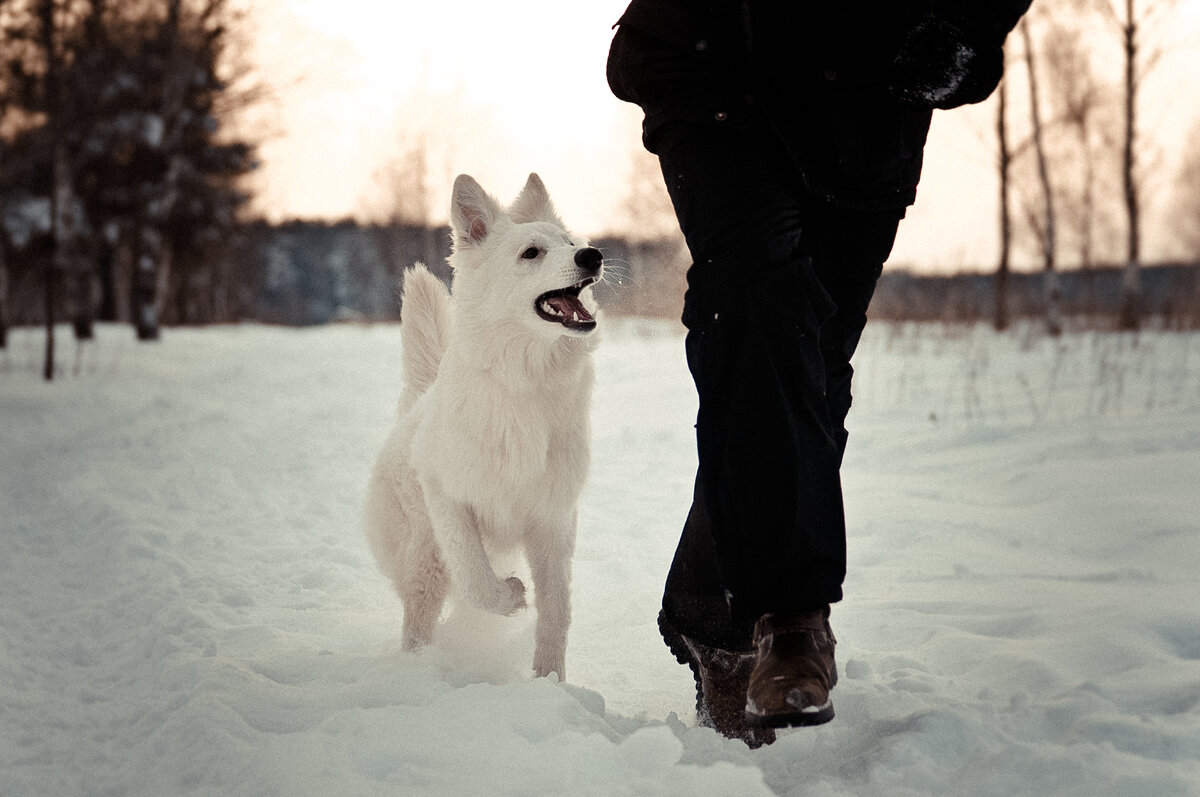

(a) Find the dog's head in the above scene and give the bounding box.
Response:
[448,173,603,340]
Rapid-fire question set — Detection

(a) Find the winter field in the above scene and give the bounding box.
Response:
[2,319,1200,796]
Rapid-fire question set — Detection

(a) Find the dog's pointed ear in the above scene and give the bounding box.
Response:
[509,173,564,227]
[451,174,501,247]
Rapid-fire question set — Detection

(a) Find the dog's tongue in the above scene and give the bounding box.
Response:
[545,294,594,326]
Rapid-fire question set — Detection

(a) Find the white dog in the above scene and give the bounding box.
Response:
[365,173,602,680]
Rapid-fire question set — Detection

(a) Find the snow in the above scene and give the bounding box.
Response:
[2,320,1200,796]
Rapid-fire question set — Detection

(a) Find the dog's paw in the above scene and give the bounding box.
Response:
[498,576,527,615]
[532,653,565,681]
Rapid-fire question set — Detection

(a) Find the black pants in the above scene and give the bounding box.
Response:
[656,117,904,651]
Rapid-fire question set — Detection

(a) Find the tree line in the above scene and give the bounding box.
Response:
[55,218,1200,329]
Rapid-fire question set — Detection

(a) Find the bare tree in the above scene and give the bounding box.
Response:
[1040,17,1108,270]
[1104,0,1178,330]
[365,130,450,301]
[995,75,1012,332]
[369,131,444,284]
[372,134,432,227]
[362,81,479,286]
[1117,0,1142,329]
[1019,18,1063,336]
[1034,6,1124,322]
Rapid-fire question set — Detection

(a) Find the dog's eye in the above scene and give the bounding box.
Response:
[521,247,541,260]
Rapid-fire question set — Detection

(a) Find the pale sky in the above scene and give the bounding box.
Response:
[245,0,1200,274]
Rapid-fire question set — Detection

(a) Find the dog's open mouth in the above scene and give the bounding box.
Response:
[536,278,598,331]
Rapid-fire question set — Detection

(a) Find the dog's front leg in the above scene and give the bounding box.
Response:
[423,487,526,615]
[526,518,576,680]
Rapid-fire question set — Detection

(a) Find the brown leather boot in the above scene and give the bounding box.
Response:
[744,609,838,728]
[658,612,776,748]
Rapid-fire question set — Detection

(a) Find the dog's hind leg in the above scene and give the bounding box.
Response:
[526,518,577,680]
[399,543,449,651]
[423,487,527,616]
[365,468,449,651]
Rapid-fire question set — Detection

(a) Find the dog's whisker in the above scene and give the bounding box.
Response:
[598,264,642,291]
[595,257,634,280]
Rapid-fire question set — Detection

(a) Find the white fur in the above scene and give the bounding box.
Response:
[365,173,601,680]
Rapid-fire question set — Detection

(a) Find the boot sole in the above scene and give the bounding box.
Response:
[744,700,835,728]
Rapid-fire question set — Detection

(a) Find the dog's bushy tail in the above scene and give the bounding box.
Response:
[399,264,451,413]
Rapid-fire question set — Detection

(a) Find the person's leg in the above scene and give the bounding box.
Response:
[654,118,849,649]
[654,119,912,734]
[648,118,830,744]
[803,203,905,463]
[736,203,903,730]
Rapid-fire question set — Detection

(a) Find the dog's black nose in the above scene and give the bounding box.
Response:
[574,247,603,273]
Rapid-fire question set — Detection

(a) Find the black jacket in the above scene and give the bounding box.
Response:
[608,0,1032,209]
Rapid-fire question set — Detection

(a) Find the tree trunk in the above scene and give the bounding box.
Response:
[155,232,172,326]
[1078,123,1099,320]
[1021,19,1062,337]
[114,225,134,323]
[0,245,8,348]
[70,236,96,342]
[133,227,162,340]
[44,258,57,380]
[98,230,121,322]
[995,77,1011,333]
[40,0,59,380]
[1119,0,1143,331]
[1079,126,1096,271]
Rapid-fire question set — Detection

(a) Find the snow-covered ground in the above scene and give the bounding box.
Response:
[2,320,1199,796]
